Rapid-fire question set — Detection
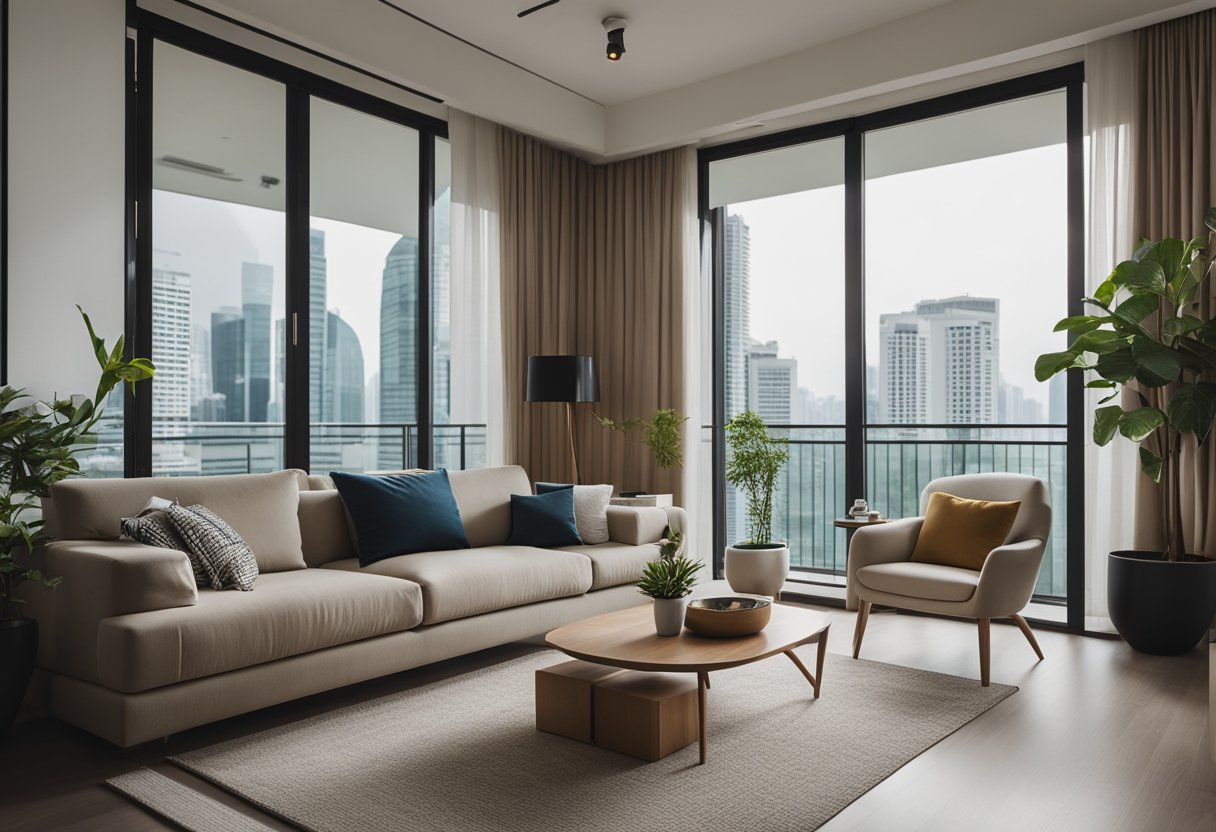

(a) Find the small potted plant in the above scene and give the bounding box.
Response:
[594,407,687,493]
[724,410,790,597]
[0,308,153,734]
[1036,208,1216,655]
[637,527,702,636]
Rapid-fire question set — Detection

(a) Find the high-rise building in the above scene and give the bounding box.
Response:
[1048,373,1066,424]
[151,268,191,423]
[323,311,365,423]
[879,296,999,424]
[242,262,274,423]
[724,213,751,417]
[379,236,419,469]
[747,339,797,425]
[309,229,328,422]
[210,306,244,422]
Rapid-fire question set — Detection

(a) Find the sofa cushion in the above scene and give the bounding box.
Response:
[606,506,669,546]
[446,466,533,547]
[96,569,423,693]
[559,542,661,590]
[166,504,259,591]
[48,470,306,573]
[911,491,1021,571]
[536,483,612,544]
[323,546,593,625]
[331,470,470,566]
[506,491,581,548]
[856,562,980,603]
[298,490,357,567]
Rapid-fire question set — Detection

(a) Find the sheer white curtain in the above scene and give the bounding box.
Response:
[448,110,505,466]
[1084,34,1138,627]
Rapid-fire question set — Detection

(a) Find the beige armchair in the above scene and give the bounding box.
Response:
[846,473,1052,686]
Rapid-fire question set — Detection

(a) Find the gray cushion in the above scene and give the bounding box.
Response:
[322,545,593,625]
[446,466,534,547]
[167,505,259,592]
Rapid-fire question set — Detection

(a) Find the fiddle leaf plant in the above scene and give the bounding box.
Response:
[637,527,701,600]
[0,307,155,618]
[725,410,789,547]
[1035,207,1216,562]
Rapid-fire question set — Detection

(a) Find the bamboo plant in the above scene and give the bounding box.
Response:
[724,410,789,546]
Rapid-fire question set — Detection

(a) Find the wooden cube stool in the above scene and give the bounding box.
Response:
[535,660,623,743]
[593,671,698,762]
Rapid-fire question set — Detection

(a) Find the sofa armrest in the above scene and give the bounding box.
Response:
[18,540,197,684]
[972,538,1046,617]
[845,517,924,610]
[606,506,672,545]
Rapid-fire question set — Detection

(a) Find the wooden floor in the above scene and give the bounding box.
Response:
[2,603,1212,832]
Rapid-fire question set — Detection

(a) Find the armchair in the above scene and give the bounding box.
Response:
[846,473,1051,686]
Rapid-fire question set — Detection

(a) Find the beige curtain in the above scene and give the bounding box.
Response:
[1132,9,1216,554]
[499,129,692,503]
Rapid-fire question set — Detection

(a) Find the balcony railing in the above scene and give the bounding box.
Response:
[76,420,488,478]
[722,423,1068,601]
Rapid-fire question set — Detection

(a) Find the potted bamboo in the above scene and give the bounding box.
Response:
[0,308,153,733]
[723,410,790,597]
[1036,208,1216,654]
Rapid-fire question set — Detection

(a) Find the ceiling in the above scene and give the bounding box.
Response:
[396,0,958,106]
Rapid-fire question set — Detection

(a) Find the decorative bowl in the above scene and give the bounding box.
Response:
[683,596,773,638]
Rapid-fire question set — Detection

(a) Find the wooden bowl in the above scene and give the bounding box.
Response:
[683,596,773,638]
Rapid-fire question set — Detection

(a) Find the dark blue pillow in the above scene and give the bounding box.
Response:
[534,482,574,494]
[330,470,470,566]
[506,489,582,548]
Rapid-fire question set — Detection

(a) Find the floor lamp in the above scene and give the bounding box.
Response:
[525,355,599,484]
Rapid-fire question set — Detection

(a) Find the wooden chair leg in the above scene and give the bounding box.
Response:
[852,601,871,659]
[978,618,991,687]
[1010,613,1044,661]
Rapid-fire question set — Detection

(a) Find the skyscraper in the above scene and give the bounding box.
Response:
[151,268,192,423]
[211,307,245,422]
[746,340,797,425]
[379,235,419,469]
[309,229,328,422]
[879,296,999,424]
[242,262,274,423]
[323,311,365,423]
[724,214,751,417]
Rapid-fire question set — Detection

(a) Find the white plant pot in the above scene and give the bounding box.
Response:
[724,544,790,597]
[652,597,688,637]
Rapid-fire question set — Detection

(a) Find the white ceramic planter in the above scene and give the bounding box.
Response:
[724,544,790,597]
[652,597,688,636]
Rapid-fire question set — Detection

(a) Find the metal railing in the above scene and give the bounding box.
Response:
[721,423,1069,600]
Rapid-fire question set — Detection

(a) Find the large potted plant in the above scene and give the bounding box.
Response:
[723,410,790,597]
[594,407,687,493]
[637,527,702,636]
[0,308,154,733]
[1036,208,1216,655]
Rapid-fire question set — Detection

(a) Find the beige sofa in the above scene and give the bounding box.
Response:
[22,465,682,747]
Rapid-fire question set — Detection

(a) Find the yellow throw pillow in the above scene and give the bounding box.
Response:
[910,491,1021,571]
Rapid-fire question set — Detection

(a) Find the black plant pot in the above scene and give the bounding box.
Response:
[1108,551,1216,655]
[0,617,37,735]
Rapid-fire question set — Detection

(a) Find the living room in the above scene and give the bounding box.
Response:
[2,1,1214,830]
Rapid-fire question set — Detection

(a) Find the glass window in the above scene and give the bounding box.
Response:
[150,43,286,475]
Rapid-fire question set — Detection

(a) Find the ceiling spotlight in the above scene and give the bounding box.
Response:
[603,16,627,61]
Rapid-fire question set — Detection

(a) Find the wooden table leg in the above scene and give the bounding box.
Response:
[784,649,817,694]
[697,672,709,765]
[814,626,829,699]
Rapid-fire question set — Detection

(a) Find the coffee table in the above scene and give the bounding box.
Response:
[545,603,831,764]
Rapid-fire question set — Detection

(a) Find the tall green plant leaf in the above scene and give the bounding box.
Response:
[1093,405,1122,446]
[1167,382,1216,445]
[1139,447,1163,482]
[1130,337,1182,386]
[1117,406,1165,442]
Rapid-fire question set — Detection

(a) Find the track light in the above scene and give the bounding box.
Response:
[603,17,627,61]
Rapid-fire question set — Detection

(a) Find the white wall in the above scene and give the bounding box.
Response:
[7,0,127,402]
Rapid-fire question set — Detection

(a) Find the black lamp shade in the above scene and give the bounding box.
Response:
[525,355,599,403]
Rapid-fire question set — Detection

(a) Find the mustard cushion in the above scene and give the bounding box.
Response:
[910,491,1021,571]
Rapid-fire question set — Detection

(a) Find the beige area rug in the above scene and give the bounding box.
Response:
[121,650,1015,832]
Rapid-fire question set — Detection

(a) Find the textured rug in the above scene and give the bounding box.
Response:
[117,650,1015,832]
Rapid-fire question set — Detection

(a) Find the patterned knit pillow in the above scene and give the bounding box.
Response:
[167,504,259,591]
[120,508,209,587]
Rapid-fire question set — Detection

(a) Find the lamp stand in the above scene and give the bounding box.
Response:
[566,402,580,485]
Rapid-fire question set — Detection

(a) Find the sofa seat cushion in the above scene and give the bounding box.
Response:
[96,569,423,693]
[323,546,593,625]
[559,542,660,590]
[856,562,980,603]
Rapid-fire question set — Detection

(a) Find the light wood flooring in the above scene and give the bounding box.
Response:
[2,602,1212,832]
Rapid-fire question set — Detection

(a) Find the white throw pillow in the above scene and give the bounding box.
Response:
[572,484,612,545]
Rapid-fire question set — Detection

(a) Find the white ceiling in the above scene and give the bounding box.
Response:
[397,0,958,106]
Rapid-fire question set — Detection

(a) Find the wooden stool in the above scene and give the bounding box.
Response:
[535,660,623,743]
[593,671,698,761]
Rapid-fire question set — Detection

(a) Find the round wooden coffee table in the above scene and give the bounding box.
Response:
[545,603,831,764]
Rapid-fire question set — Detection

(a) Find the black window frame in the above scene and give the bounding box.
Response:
[125,9,448,477]
[699,64,1086,631]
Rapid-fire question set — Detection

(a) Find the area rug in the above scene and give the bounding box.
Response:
[118,650,1015,832]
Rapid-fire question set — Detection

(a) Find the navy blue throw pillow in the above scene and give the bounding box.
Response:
[330,470,470,567]
[506,489,582,548]
[534,482,574,494]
